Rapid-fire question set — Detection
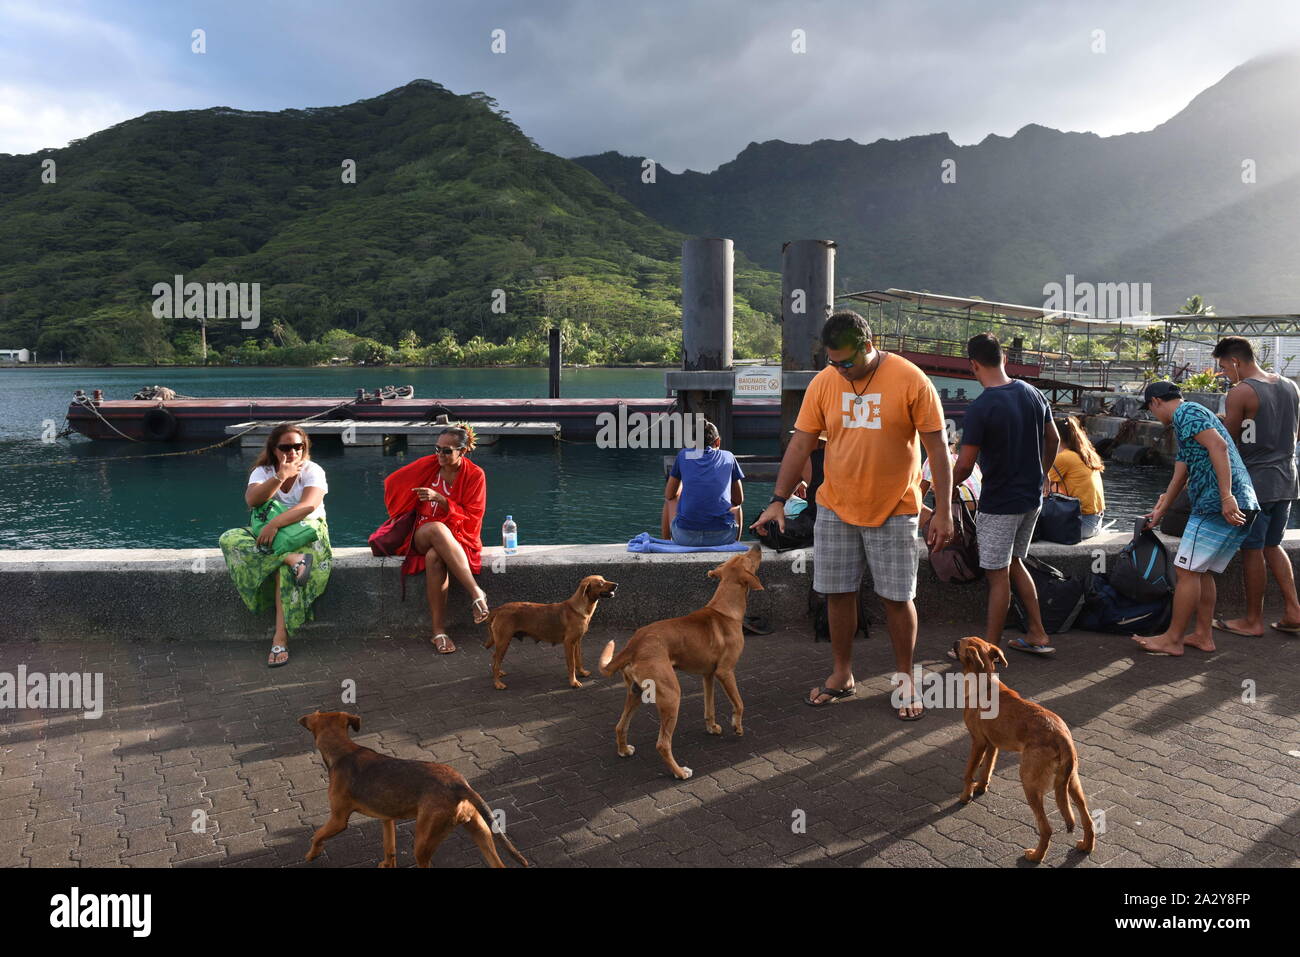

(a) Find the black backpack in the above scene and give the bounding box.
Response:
[1111,517,1174,603]
[1159,489,1192,538]
[760,510,815,551]
[1010,555,1087,634]
[1075,572,1172,636]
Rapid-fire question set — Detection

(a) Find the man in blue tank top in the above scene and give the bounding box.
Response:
[1213,336,1300,637]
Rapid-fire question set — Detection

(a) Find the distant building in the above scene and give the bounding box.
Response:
[0,348,31,363]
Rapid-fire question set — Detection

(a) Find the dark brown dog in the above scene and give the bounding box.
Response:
[481,575,618,690]
[598,544,761,780]
[298,711,529,868]
[952,636,1096,863]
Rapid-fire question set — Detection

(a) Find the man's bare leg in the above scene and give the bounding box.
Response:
[881,597,921,719]
[809,592,856,704]
[984,566,1013,646]
[1221,548,1266,636]
[1264,544,1300,626]
[1009,557,1052,647]
[1133,566,1201,656]
[1184,573,1217,651]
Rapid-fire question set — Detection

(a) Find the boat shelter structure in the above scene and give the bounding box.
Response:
[840,288,1096,403]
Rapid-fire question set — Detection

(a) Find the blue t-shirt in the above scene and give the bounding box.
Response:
[961,379,1050,515]
[1173,402,1259,515]
[671,447,745,530]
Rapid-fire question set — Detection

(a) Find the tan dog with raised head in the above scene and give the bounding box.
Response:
[298,710,529,868]
[952,636,1096,863]
[482,575,618,689]
[598,544,761,780]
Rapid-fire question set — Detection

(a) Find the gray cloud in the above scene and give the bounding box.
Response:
[3,0,1300,169]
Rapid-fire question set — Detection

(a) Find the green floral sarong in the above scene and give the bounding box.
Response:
[219,518,332,636]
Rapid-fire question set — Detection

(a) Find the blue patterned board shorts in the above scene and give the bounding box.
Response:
[813,507,920,601]
[1175,512,1257,574]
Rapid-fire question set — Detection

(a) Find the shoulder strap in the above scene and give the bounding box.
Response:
[1132,515,1148,542]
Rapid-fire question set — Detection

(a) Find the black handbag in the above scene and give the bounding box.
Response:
[1034,492,1083,545]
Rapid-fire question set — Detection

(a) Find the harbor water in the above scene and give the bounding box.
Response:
[3,366,1167,549]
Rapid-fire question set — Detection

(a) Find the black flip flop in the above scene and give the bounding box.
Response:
[806,685,855,707]
[743,615,773,636]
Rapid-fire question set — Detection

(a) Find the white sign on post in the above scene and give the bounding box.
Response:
[734,366,782,397]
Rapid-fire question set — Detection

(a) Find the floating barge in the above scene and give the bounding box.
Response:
[64,389,796,443]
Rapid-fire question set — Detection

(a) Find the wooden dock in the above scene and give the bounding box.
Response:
[226,419,561,449]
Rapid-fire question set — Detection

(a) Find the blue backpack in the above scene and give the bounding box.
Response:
[1076,573,1172,636]
[1110,517,1174,602]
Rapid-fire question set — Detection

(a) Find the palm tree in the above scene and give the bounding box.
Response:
[1178,294,1215,316]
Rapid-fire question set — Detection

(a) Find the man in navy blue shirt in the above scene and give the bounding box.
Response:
[662,419,745,546]
[953,334,1061,655]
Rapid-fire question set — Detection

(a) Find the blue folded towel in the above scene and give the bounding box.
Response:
[626,532,750,554]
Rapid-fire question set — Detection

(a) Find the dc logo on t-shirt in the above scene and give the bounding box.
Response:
[841,392,882,429]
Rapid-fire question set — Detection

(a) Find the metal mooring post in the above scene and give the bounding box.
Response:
[673,238,735,448]
[780,239,837,441]
[548,327,562,398]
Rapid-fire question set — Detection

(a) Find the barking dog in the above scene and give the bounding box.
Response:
[299,711,529,868]
[952,637,1096,863]
[481,575,618,689]
[598,544,762,780]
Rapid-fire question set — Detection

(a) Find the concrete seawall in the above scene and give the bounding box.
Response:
[5,531,1300,642]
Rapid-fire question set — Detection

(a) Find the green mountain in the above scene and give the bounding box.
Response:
[575,53,1300,315]
[0,80,780,365]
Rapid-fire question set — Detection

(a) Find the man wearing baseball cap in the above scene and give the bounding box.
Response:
[1136,381,1259,655]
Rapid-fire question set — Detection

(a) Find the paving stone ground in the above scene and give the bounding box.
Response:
[1,615,1297,868]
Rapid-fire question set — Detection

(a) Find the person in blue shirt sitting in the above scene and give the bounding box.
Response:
[660,419,746,546]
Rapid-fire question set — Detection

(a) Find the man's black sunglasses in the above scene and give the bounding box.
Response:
[434,445,462,455]
[826,347,863,370]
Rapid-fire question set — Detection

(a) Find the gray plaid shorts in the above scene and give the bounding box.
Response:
[813,506,920,601]
[976,508,1040,570]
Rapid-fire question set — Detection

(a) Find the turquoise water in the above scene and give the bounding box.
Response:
[0,366,1158,548]
[0,366,778,548]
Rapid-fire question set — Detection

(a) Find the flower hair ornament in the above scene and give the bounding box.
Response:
[456,422,478,453]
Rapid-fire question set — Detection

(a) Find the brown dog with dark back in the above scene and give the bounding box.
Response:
[298,711,529,868]
[953,636,1096,862]
[482,575,618,690]
[598,544,761,780]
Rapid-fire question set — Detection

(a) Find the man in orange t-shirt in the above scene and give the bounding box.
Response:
[751,311,953,719]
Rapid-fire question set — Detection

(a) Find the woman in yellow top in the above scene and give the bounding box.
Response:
[1050,415,1106,538]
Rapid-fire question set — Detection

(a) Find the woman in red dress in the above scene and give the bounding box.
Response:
[382,424,489,653]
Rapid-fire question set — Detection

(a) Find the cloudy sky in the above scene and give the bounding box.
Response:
[4,0,1300,171]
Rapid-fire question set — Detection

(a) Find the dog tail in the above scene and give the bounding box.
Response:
[467,789,530,867]
[598,639,634,678]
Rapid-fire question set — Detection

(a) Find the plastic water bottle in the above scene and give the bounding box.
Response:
[502,516,518,555]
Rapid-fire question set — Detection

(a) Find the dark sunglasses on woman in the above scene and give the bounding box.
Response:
[277,443,305,452]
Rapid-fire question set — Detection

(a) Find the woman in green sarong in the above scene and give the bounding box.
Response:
[219,424,332,667]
